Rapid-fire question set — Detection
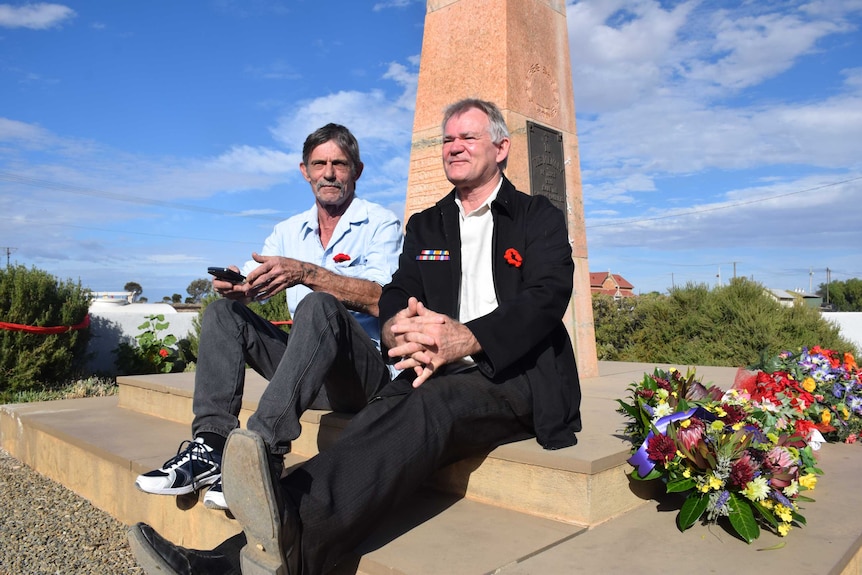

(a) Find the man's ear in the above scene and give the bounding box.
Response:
[299,162,311,182]
[353,161,364,181]
[495,138,511,165]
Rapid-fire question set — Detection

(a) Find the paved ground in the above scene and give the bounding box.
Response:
[0,448,143,575]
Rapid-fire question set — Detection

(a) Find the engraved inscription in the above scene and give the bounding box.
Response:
[526,63,560,120]
[527,121,567,226]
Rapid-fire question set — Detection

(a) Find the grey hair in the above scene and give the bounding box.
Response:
[441,98,509,170]
[301,123,362,178]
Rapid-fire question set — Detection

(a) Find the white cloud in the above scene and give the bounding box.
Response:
[0,3,75,29]
[208,145,297,175]
[268,59,418,166]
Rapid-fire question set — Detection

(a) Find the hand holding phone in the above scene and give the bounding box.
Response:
[208,267,246,284]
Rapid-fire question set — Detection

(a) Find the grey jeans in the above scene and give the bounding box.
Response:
[191,292,391,454]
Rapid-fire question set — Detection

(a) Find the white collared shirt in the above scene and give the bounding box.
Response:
[451,179,502,368]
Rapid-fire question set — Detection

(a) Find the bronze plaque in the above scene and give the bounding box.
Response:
[527,121,567,225]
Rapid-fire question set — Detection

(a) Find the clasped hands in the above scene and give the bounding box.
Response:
[387,297,480,388]
[212,253,305,302]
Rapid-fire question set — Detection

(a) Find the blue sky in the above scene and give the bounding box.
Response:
[1,1,860,302]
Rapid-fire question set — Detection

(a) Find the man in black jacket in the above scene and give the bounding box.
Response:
[128,98,582,575]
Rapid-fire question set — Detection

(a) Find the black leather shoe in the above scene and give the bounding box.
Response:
[128,522,243,575]
[223,429,301,575]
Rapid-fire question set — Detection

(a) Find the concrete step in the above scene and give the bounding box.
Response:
[3,361,862,574]
[114,365,668,527]
[0,394,585,574]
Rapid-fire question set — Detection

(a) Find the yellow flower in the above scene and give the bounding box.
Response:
[843,406,850,419]
[778,523,791,537]
[821,409,832,425]
[802,377,816,393]
[680,419,691,429]
[710,420,724,432]
[761,499,774,509]
[775,504,793,523]
[683,468,691,478]
[732,422,744,431]
[799,473,818,490]
[708,475,723,491]
[715,406,727,417]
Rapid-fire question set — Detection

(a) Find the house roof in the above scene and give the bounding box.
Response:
[589,272,634,290]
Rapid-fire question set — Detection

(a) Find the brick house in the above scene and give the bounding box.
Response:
[590,271,635,299]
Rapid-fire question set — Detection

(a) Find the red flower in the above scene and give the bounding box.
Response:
[729,452,757,487]
[333,253,351,263]
[504,248,522,268]
[158,349,169,358]
[646,433,676,465]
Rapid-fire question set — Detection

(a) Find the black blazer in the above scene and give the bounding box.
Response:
[380,176,581,449]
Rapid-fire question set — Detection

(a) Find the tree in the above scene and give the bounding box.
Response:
[818,278,862,311]
[593,278,857,366]
[171,293,182,304]
[186,278,212,303]
[124,281,143,302]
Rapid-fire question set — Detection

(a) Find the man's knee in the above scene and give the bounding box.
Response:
[293,291,342,320]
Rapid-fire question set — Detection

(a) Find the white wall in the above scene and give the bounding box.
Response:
[822,312,862,351]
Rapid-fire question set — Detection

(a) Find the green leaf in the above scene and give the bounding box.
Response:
[616,399,639,420]
[630,467,663,481]
[677,493,708,532]
[666,478,696,493]
[757,541,787,551]
[792,510,807,526]
[728,492,759,543]
[751,500,778,528]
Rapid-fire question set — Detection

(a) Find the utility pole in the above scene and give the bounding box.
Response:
[826,267,831,305]
[809,267,813,293]
[732,261,737,280]
[2,247,16,268]
[716,266,722,287]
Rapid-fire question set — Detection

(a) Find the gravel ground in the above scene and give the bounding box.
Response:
[0,449,144,575]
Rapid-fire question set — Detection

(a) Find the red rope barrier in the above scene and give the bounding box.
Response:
[270,320,293,326]
[0,314,91,334]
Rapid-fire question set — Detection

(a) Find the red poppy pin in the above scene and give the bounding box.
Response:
[333,253,351,263]
[504,248,523,268]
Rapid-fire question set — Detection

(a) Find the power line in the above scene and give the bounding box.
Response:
[0,215,259,246]
[586,175,862,230]
[0,171,284,222]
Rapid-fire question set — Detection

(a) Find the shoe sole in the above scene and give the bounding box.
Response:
[223,430,288,575]
[127,523,181,575]
[135,472,220,496]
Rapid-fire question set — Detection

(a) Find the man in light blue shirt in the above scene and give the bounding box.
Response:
[134,123,402,511]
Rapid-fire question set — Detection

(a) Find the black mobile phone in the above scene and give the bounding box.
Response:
[207,267,246,284]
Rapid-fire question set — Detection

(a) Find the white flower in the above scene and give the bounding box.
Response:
[742,476,770,502]
[784,480,800,497]
[807,429,826,451]
[652,403,673,422]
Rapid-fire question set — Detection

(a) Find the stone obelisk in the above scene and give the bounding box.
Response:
[405,0,598,376]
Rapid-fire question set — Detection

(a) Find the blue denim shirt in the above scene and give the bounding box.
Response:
[243,196,402,349]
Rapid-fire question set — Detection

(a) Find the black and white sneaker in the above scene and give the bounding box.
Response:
[203,478,228,510]
[135,437,221,496]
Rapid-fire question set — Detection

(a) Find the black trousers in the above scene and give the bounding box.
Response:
[282,367,535,574]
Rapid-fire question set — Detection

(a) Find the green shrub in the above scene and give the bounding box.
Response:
[0,265,91,393]
[593,278,857,366]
